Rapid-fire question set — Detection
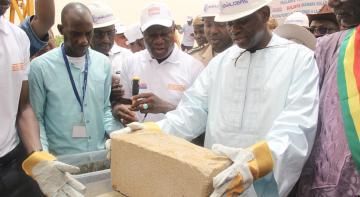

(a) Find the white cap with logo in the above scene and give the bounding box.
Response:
[201,1,220,17]
[87,1,118,29]
[140,2,173,32]
[284,12,309,28]
[115,23,126,35]
[215,0,272,22]
[124,24,143,44]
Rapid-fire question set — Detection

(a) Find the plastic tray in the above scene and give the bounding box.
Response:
[57,150,113,196]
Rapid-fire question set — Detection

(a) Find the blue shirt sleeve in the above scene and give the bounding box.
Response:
[19,16,49,57]
[28,58,49,151]
[103,59,123,133]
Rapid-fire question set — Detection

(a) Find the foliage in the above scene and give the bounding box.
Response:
[54,35,63,47]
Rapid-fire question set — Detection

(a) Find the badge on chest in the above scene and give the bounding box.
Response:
[72,123,87,138]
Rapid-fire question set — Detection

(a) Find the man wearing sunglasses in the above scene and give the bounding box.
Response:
[297,0,360,196]
[307,5,340,38]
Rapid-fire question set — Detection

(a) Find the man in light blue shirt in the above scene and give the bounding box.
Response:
[29,3,121,156]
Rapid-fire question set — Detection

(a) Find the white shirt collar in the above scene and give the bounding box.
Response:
[110,44,122,55]
[230,34,290,59]
[144,44,181,65]
[66,55,86,71]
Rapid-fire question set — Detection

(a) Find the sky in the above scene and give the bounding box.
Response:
[5,0,326,35]
[52,0,327,28]
[53,0,208,34]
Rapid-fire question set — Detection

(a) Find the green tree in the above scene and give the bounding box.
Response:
[54,35,63,47]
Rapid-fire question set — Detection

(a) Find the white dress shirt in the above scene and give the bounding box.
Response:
[110,44,133,75]
[158,35,320,197]
[121,45,204,121]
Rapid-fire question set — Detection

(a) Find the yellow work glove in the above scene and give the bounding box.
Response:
[22,151,86,197]
[210,141,273,197]
[105,122,161,159]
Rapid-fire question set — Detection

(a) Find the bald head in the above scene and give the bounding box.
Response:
[61,2,93,25]
[58,2,94,57]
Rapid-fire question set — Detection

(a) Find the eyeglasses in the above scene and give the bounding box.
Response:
[309,27,336,35]
[93,29,116,39]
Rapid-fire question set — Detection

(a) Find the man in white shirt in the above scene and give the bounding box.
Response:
[180,16,195,51]
[112,2,204,124]
[111,22,133,71]
[0,1,85,196]
[111,0,319,196]
[124,24,145,53]
[87,2,132,64]
[159,0,319,196]
[87,2,132,107]
[113,22,129,49]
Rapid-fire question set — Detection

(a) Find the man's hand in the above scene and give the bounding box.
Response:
[31,0,55,40]
[110,75,124,103]
[210,141,273,197]
[112,103,138,124]
[22,151,86,197]
[131,93,176,114]
[105,122,161,160]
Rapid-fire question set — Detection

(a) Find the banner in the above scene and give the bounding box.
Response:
[270,0,328,23]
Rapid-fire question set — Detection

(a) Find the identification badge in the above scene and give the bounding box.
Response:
[72,123,87,138]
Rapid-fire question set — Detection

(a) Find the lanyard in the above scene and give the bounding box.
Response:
[61,44,89,113]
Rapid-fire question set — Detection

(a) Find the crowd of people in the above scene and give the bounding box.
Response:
[1,0,360,196]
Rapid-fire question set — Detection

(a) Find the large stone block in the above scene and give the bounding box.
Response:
[111,131,231,197]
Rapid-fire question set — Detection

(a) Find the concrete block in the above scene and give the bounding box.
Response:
[111,131,231,197]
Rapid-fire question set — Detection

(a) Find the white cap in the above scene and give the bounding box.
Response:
[186,16,193,21]
[215,0,272,22]
[274,24,316,50]
[87,1,118,29]
[124,24,143,44]
[140,2,173,32]
[284,12,309,28]
[201,1,220,17]
[115,23,126,34]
